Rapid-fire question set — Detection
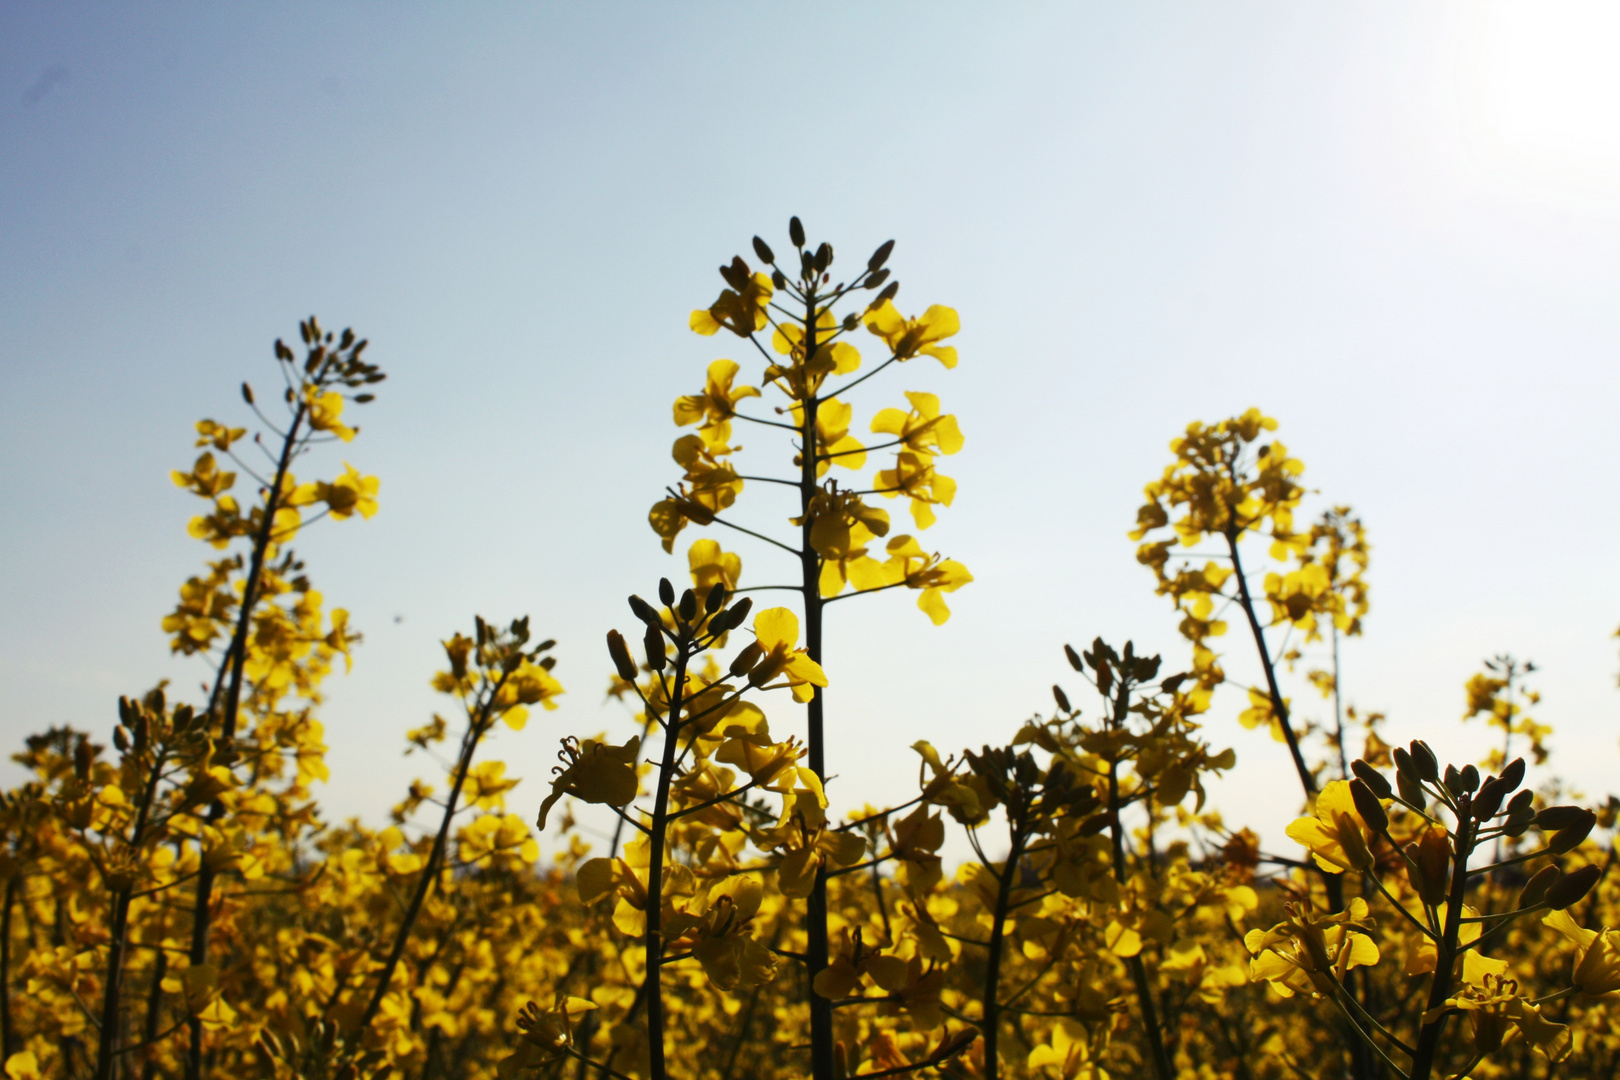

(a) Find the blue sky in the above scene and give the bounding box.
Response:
[3,3,1618,852]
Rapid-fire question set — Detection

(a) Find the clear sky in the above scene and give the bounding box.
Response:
[3,3,1618,856]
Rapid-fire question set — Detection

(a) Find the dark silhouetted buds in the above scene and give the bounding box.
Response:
[1409,829,1451,906]
[1473,777,1508,821]
[1444,764,1465,797]
[1500,757,1526,792]
[1409,741,1439,782]
[868,240,895,271]
[789,216,805,248]
[628,595,661,627]
[1052,685,1071,714]
[606,631,638,683]
[678,589,698,623]
[1350,779,1388,832]
[1546,864,1603,910]
[643,625,666,672]
[1459,764,1480,793]
[1351,760,1393,801]
[705,584,727,614]
[1397,768,1426,810]
[1518,865,1560,909]
[752,236,774,264]
[242,381,255,404]
[1064,644,1083,672]
[729,641,763,679]
[1548,810,1597,855]
[658,579,675,607]
[1537,805,1590,830]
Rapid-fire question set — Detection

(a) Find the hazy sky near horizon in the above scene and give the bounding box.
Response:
[3,3,1618,856]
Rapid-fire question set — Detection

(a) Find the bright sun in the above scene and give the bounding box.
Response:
[1463,2,1620,185]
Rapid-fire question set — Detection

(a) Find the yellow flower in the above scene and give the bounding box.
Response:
[747,608,828,703]
[883,536,973,625]
[1284,780,1374,874]
[863,300,960,368]
[304,388,355,441]
[690,260,774,337]
[536,736,640,829]
[870,392,964,457]
[673,359,760,450]
[315,463,380,520]
[1245,898,1379,998]
[1544,909,1620,1000]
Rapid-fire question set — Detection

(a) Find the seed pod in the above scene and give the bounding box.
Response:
[658,579,676,607]
[1499,757,1526,792]
[1545,864,1603,910]
[1459,764,1480,793]
[705,584,727,614]
[643,625,667,672]
[678,589,698,623]
[1409,741,1440,782]
[1548,810,1597,855]
[1518,864,1560,909]
[1397,769,1426,810]
[606,631,638,683]
[628,595,661,627]
[1052,685,1071,714]
[789,216,805,248]
[1473,778,1507,821]
[752,236,775,264]
[1351,760,1393,801]
[729,641,763,679]
[1537,805,1590,830]
[1350,779,1388,832]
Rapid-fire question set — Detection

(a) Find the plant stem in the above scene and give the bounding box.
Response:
[797,285,835,1080]
[980,826,1026,1080]
[1409,806,1473,1080]
[644,647,689,1080]
[1105,681,1174,1080]
[185,398,307,1080]
[356,672,506,1034]
[1,872,15,1060]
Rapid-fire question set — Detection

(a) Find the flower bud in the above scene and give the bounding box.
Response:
[678,589,698,623]
[1337,812,1375,873]
[1545,864,1603,910]
[658,579,675,607]
[1409,741,1439,783]
[789,216,805,248]
[1064,644,1083,672]
[606,631,638,683]
[1499,757,1526,792]
[1052,685,1071,714]
[1444,764,1465,797]
[1392,745,1414,778]
[1350,779,1388,833]
[1548,810,1597,855]
[627,595,661,627]
[705,584,727,615]
[752,236,775,264]
[1459,764,1480,793]
[1472,778,1507,821]
[728,641,763,679]
[1397,769,1426,810]
[1518,864,1560,909]
[1537,805,1590,830]
[868,239,895,272]
[643,625,667,672]
[1409,829,1451,906]
[1351,760,1393,800]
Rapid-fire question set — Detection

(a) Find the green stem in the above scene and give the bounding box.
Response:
[643,646,689,1080]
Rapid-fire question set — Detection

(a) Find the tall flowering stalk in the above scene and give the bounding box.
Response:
[649,219,970,1080]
